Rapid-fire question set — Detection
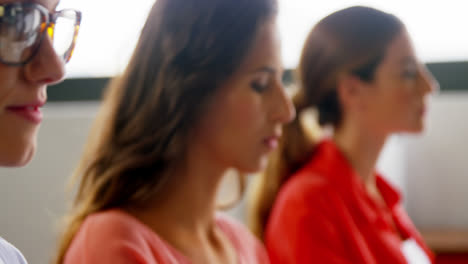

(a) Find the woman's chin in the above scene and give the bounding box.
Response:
[237,157,268,175]
[400,123,425,134]
[0,149,34,167]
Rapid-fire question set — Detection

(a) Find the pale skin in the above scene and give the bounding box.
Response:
[0,0,65,166]
[126,20,295,264]
[334,29,437,223]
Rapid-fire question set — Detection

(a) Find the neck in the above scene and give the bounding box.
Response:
[333,122,387,187]
[126,140,229,246]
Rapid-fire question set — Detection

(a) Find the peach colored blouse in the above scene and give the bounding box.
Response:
[64,209,269,264]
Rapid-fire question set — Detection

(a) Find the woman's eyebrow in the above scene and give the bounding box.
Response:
[251,66,277,74]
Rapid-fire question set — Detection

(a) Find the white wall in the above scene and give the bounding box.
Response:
[372,92,468,229]
[0,102,97,263]
[0,93,467,263]
[404,92,468,228]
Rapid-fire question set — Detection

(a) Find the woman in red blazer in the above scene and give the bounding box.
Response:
[248,6,438,264]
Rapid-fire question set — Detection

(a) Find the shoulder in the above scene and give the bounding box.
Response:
[65,209,155,263]
[274,170,342,215]
[265,172,351,263]
[216,214,269,264]
[266,170,347,243]
[0,237,27,264]
[80,209,145,243]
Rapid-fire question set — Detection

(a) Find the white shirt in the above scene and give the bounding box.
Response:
[0,237,27,264]
[401,238,431,264]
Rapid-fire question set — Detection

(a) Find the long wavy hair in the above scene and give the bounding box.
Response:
[248,6,404,239]
[54,0,278,262]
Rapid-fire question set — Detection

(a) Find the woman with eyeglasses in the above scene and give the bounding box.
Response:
[249,6,437,264]
[0,0,80,263]
[54,0,294,263]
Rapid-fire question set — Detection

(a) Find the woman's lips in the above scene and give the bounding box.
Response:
[263,136,280,151]
[6,105,43,124]
[420,104,427,117]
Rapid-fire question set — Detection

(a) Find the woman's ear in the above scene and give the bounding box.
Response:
[337,73,363,111]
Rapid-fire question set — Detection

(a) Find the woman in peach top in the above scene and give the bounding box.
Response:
[54,0,294,263]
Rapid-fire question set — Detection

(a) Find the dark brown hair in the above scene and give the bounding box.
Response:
[248,6,404,239]
[54,0,278,262]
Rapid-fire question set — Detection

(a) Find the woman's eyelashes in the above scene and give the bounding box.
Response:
[251,81,268,93]
[251,74,270,93]
[401,63,419,80]
[401,60,420,80]
[402,69,417,79]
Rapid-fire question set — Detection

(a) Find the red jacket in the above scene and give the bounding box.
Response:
[265,140,434,264]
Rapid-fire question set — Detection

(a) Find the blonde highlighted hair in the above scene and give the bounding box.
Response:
[54,0,278,262]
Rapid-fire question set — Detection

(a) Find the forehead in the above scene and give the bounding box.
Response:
[382,30,416,66]
[0,0,60,10]
[237,20,282,73]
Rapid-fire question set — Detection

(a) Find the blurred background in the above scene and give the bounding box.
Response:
[0,0,467,263]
